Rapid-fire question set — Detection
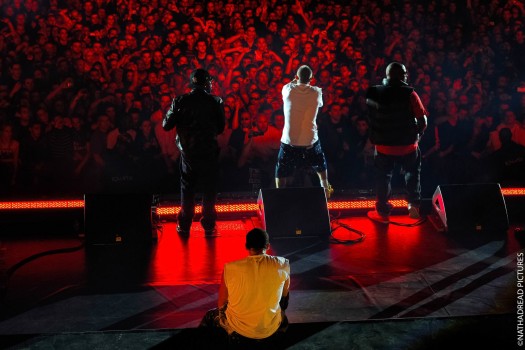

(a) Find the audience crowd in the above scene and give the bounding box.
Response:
[1,0,525,198]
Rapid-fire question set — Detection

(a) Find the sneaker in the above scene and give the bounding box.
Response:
[407,204,420,219]
[367,210,390,224]
[176,225,190,236]
[324,183,334,199]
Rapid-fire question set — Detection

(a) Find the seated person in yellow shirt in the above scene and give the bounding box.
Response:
[200,228,290,343]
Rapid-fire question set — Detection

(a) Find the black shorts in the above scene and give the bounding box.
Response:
[275,141,327,178]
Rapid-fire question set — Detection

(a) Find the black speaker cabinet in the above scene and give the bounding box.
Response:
[432,183,509,233]
[257,187,331,238]
[84,194,154,245]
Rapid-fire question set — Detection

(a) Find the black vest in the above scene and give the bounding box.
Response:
[366,82,418,146]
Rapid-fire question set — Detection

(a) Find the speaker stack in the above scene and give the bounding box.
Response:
[431,183,509,234]
[257,187,331,239]
[84,194,154,245]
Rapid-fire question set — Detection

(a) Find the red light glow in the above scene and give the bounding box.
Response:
[327,199,407,210]
[0,200,84,210]
[0,187,522,213]
[155,199,408,217]
[501,188,525,196]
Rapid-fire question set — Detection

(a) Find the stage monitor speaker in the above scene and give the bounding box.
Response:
[84,194,154,245]
[432,183,509,233]
[257,187,331,238]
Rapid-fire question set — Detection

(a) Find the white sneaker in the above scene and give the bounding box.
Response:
[324,183,334,199]
[408,204,420,219]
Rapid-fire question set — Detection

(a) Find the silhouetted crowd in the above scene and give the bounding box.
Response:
[1,0,524,198]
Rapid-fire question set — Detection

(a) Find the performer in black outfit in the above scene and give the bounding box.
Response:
[163,69,225,236]
[365,62,428,222]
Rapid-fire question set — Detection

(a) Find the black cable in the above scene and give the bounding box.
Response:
[329,217,367,245]
[4,241,85,278]
[151,208,164,235]
[367,215,427,227]
[328,211,427,244]
[1,240,85,303]
[388,217,427,227]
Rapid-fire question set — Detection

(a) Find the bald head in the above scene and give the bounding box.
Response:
[386,62,408,82]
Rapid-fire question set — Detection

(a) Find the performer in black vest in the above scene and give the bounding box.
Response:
[365,62,427,222]
[163,69,225,236]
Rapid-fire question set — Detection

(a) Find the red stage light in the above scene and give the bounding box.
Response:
[501,188,525,196]
[154,199,408,217]
[0,200,84,210]
[0,187,522,214]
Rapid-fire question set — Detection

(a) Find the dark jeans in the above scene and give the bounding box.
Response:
[374,148,421,215]
[199,307,288,347]
[275,141,327,178]
[178,155,219,231]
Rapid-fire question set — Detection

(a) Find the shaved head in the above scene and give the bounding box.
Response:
[296,65,313,83]
[386,62,408,82]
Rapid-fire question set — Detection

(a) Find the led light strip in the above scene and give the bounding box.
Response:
[0,188,522,213]
[0,200,84,210]
[155,203,260,215]
[154,200,408,216]
[501,188,525,196]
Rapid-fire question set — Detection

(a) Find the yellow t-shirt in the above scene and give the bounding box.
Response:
[223,254,290,339]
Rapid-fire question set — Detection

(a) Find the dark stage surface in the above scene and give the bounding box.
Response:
[0,191,522,349]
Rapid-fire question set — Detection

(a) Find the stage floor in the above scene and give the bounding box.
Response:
[0,201,522,349]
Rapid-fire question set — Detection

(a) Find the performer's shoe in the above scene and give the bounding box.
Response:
[324,183,334,199]
[201,217,220,237]
[204,226,220,237]
[407,204,421,219]
[367,210,390,224]
[176,225,190,236]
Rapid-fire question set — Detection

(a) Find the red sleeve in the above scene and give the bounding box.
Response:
[410,91,427,118]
